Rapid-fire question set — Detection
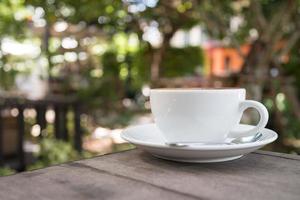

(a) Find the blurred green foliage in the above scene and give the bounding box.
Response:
[284,42,300,98]
[162,47,203,77]
[0,167,15,176]
[0,0,26,38]
[282,42,300,140]
[28,137,93,170]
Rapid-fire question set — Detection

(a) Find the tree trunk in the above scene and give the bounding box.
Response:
[240,40,269,101]
[150,33,174,85]
[150,48,162,82]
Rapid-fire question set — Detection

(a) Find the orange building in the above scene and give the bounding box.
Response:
[203,44,250,77]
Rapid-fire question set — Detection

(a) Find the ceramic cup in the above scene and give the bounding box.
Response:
[150,88,269,143]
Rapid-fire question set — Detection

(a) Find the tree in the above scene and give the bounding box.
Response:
[0,0,28,89]
[194,0,300,151]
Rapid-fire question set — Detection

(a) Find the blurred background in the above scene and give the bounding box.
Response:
[0,0,300,175]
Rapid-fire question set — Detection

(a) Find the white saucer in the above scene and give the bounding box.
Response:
[121,123,278,163]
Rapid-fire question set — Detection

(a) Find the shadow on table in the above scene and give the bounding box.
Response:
[137,150,268,174]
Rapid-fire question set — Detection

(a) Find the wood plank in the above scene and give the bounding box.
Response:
[0,149,299,200]
[0,162,196,200]
[76,149,300,200]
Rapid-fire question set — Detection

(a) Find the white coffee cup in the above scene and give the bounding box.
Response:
[150,88,269,143]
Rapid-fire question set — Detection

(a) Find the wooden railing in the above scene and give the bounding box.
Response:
[0,94,82,171]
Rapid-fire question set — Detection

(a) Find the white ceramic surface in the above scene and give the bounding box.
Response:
[150,88,269,143]
[121,123,278,163]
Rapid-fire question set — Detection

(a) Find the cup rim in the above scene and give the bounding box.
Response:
[151,88,245,92]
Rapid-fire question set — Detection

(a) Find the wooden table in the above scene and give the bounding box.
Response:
[0,149,300,200]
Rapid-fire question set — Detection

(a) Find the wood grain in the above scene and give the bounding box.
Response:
[0,149,299,200]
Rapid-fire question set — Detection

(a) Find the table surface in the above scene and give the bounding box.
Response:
[0,149,300,200]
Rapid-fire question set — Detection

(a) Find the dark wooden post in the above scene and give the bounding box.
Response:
[36,105,47,137]
[17,106,25,171]
[54,105,62,139]
[61,106,68,141]
[54,105,68,141]
[73,103,82,152]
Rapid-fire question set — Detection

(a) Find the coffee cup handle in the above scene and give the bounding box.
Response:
[229,100,269,138]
